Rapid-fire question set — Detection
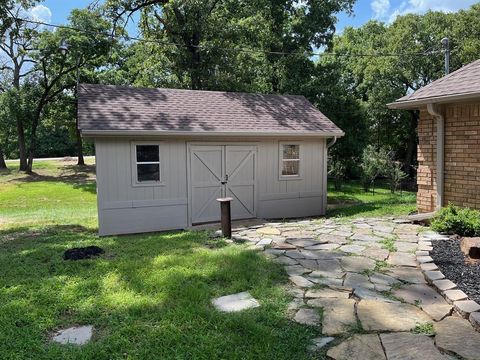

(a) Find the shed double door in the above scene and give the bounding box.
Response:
[190,145,256,224]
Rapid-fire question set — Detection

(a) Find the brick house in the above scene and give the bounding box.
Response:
[388,59,480,213]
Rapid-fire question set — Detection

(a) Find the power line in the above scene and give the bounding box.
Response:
[6,15,443,58]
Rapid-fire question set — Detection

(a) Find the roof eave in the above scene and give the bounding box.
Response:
[387,91,480,110]
[80,129,345,138]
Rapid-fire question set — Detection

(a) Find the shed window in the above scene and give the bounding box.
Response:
[280,144,300,177]
[135,144,160,182]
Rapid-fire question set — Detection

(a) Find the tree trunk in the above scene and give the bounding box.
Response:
[13,73,28,171]
[0,148,7,170]
[76,127,85,166]
[26,98,45,174]
[404,110,419,178]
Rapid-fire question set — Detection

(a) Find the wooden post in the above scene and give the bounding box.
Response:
[216,197,233,238]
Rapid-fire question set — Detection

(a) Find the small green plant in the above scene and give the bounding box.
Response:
[346,320,367,334]
[361,269,374,277]
[431,204,480,236]
[385,159,408,194]
[374,260,390,272]
[380,238,397,252]
[413,322,435,335]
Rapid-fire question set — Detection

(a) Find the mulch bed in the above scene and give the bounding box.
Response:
[431,238,480,303]
[64,246,104,260]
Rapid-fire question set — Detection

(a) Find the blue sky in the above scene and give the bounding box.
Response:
[31,0,479,35]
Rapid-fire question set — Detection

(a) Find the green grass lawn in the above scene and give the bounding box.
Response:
[327,180,416,219]
[0,160,319,359]
[0,160,416,359]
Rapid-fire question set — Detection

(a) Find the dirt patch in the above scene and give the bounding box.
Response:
[64,246,104,260]
[431,238,480,303]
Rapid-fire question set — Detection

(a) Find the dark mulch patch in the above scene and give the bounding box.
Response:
[430,238,480,303]
[63,246,104,260]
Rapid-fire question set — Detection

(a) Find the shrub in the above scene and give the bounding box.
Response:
[431,204,480,236]
[328,158,346,191]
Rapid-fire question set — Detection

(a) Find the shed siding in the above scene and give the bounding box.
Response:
[417,102,480,213]
[95,137,326,235]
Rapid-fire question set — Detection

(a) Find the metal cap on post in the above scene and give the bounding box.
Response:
[216,197,233,238]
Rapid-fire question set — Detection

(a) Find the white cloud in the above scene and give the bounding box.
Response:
[371,0,390,19]
[378,0,478,22]
[29,4,52,23]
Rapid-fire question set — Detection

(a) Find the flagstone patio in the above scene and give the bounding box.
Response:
[231,217,480,359]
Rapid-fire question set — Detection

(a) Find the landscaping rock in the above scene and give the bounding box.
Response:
[433,279,457,292]
[380,332,446,360]
[274,255,299,265]
[284,265,310,276]
[305,243,340,251]
[434,316,480,360]
[469,312,480,331]
[454,300,480,318]
[444,289,468,303]
[293,308,320,326]
[420,262,438,271]
[327,334,386,360]
[395,242,418,252]
[307,298,356,335]
[51,325,93,345]
[417,255,434,264]
[212,292,260,312]
[357,300,431,332]
[308,259,343,278]
[424,270,445,282]
[353,287,399,303]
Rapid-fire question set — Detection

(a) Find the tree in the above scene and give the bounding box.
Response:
[25,9,114,172]
[0,4,39,170]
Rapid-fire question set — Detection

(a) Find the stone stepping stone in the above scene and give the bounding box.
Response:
[357,300,432,332]
[289,275,315,288]
[420,262,438,271]
[272,242,296,250]
[340,256,376,273]
[51,325,93,345]
[339,244,366,254]
[380,332,446,360]
[331,230,353,237]
[256,238,272,246]
[308,276,344,287]
[274,255,299,265]
[353,287,399,303]
[369,272,399,288]
[256,227,281,235]
[305,243,340,251]
[388,252,417,267]
[308,259,343,278]
[344,272,375,290]
[327,334,386,360]
[283,230,314,239]
[212,291,260,312]
[388,267,427,284]
[307,298,356,335]
[432,279,456,292]
[307,336,335,352]
[395,242,418,252]
[351,234,383,243]
[434,316,480,360]
[286,238,319,248]
[293,308,320,326]
[285,250,306,259]
[305,288,350,299]
[393,284,452,321]
[284,265,311,276]
[362,248,389,261]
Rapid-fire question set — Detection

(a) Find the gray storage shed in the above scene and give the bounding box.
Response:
[79,84,344,235]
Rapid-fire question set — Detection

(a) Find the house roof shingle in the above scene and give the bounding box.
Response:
[388,59,480,109]
[78,84,343,137]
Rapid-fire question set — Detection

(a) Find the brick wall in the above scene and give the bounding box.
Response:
[417,102,480,213]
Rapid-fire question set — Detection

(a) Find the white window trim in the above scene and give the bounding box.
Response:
[278,141,303,180]
[131,141,165,187]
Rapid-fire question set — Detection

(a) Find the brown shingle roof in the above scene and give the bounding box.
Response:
[388,59,480,109]
[78,84,343,136]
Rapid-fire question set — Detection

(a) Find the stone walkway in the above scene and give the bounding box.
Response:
[230,217,480,360]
